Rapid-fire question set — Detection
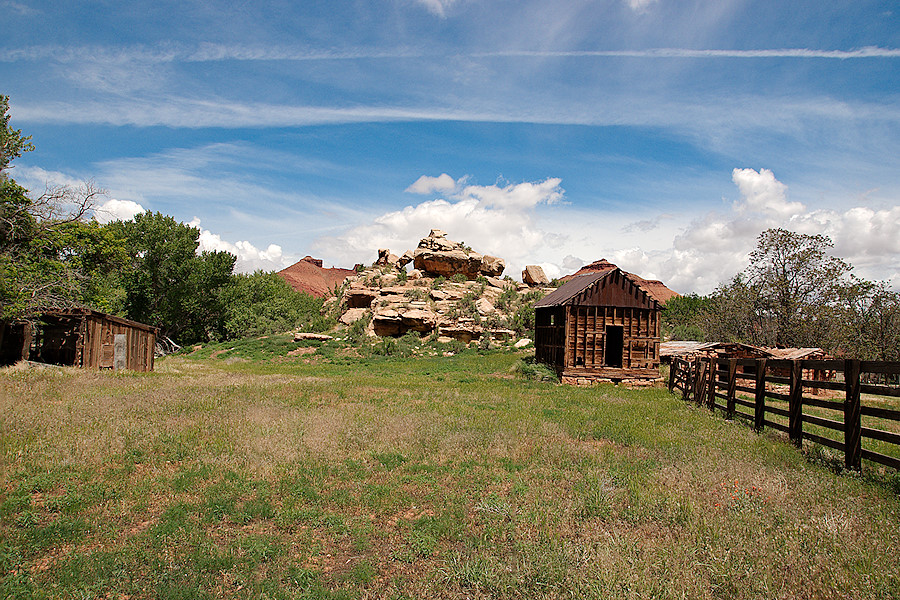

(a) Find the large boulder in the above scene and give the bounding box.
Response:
[480,255,505,277]
[411,229,505,279]
[522,265,550,286]
[375,248,400,266]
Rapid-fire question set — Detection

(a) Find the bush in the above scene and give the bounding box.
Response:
[513,358,558,382]
[222,272,328,339]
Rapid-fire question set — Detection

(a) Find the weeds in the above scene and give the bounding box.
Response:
[2,353,899,599]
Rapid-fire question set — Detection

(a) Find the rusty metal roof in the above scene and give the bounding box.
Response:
[533,271,608,308]
[763,347,826,360]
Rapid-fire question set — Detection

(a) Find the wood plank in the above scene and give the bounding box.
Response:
[860,361,900,375]
[859,384,900,398]
[861,406,900,421]
[845,359,862,471]
[803,413,845,432]
[764,420,790,433]
[804,431,844,451]
[860,448,900,470]
[861,427,900,445]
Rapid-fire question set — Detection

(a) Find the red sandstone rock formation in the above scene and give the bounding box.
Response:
[277,256,355,298]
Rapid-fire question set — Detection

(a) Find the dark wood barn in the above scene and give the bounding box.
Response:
[0,309,157,371]
[534,268,661,384]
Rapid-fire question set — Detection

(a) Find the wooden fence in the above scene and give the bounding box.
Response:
[669,356,900,472]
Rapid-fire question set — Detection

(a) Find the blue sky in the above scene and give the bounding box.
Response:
[2,0,898,292]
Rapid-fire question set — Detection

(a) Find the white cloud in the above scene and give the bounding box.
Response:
[732,167,803,218]
[313,176,566,278]
[406,173,459,195]
[625,0,658,13]
[316,168,899,293]
[93,198,145,223]
[645,169,900,293]
[413,0,457,18]
[14,165,83,191]
[189,217,291,274]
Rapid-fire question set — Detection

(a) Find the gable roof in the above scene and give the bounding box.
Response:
[534,272,606,308]
[559,258,679,305]
[534,268,659,310]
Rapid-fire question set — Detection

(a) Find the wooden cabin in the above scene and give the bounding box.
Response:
[0,309,157,371]
[534,269,661,383]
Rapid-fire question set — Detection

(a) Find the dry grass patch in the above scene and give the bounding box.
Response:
[1,351,899,599]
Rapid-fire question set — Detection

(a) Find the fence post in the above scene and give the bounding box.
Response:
[844,359,862,471]
[707,357,716,411]
[754,358,767,432]
[696,359,706,407]
[692,357,701,403]
[668,358,676,393]
[681,359,690,402]
[726,359,738,419]
[788,360,803,448]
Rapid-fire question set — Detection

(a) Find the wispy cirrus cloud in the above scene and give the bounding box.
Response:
[14,94,900,132]
[472,47,900,59]
[412,0,458,18]
[3,43,899,64]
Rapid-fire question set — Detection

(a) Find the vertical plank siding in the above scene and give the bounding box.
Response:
[535,270,662,382]
[32,310,158,372]
[670,357,900,473]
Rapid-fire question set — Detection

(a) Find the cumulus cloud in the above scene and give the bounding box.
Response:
[732,167,804,218]
[405,173,459,195]
[93,198,146,223]
[189,218,291,273]
[313,176,566,278]
[644,168,900,293]
[323,167,899,293]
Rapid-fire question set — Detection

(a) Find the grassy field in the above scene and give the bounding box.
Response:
[2,344,899,599]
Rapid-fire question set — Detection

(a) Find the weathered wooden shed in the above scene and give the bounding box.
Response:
[534,268,661,383]
[0,309,158,371]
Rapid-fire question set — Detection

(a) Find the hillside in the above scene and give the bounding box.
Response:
[277,256,356,298]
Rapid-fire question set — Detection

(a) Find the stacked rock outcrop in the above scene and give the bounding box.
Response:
[412,229,506,280]
[324,230,551,344]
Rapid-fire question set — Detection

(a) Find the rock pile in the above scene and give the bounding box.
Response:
[324,230,552,344]
[412,229,506,280]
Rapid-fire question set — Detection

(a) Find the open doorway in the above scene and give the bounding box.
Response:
[604,325,623,368]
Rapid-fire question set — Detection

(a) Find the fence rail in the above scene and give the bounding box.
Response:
[669,356,900,472]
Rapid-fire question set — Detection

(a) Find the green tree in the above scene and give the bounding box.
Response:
[109,212,236,343]
[222,271,327,339]
[701,274,776,346]
[661,293,713,340]
[0,95,33,174]
[835,279,900,361]
[1,98,119,320]
[745,228,851,347]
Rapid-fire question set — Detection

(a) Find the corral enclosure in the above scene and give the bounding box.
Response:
[534,269,661,382]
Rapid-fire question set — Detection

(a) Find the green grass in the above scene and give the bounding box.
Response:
[1,351,899,598]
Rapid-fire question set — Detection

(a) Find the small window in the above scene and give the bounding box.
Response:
[550,314,555,326]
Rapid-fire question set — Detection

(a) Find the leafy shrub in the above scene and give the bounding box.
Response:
[450,273,468,284]
[222,272,329,339]
[513,358,558,382]
[346,312,372,345]
[404,288,427,301]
